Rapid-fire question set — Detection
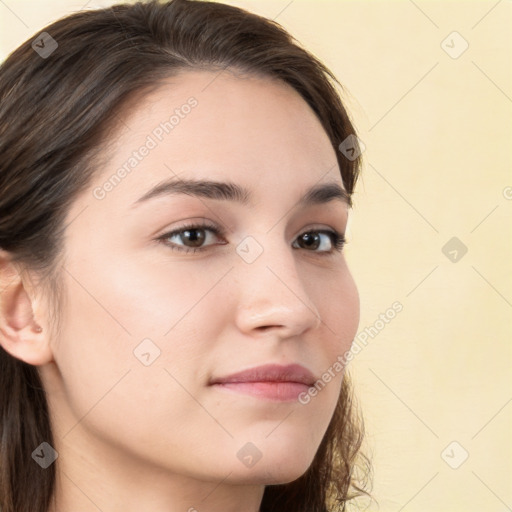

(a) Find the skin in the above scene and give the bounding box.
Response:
[0,69,359,512]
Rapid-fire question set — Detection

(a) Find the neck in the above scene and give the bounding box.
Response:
[46,426,264,512]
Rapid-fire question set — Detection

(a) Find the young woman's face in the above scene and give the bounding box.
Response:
[43,69,359,486]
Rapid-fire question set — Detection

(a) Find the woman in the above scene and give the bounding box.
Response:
[0,0,372,511]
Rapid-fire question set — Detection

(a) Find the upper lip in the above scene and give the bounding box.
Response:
[209,363,317,386]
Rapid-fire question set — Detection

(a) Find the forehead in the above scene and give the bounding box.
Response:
[86,69,344,212]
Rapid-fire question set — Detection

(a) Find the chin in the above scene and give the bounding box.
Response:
[263,464,313,486]
[232,462,313,486]
[227,446,317,486]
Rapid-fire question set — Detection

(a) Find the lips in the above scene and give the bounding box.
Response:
[209,364,317,401]
[209,363,317,387]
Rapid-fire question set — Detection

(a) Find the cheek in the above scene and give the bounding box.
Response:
[307,265,360,403]
[315,263,360,353]
[53,251,211,415]
[52,260,217,460]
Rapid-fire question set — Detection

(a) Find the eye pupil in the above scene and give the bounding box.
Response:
[183,229,205,247]
[300,232,320,250]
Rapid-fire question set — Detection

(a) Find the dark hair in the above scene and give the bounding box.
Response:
[0,1,371,511]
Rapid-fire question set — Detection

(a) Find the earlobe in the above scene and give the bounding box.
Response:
[0,251,53,366]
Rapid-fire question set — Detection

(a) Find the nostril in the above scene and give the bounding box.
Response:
[256,325,285,333]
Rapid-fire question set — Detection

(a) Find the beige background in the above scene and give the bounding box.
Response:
[1,1,511,511]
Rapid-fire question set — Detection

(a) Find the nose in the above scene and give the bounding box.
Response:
[233,238,323,339]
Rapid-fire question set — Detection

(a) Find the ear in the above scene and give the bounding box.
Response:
[0,249,54,366]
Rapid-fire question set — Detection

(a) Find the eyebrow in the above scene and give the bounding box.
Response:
[131,177,351,209]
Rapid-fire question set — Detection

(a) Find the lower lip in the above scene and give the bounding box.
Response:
[211,382,310,401]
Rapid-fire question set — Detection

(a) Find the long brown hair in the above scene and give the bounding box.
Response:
[0,1,372,510]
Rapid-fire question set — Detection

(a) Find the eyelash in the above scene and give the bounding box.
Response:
[156,220,346,256]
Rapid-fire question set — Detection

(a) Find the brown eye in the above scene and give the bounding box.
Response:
[293,230,345,254]
[157,222,224,254]
[178,228,206,247]
[297,232,321,250]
